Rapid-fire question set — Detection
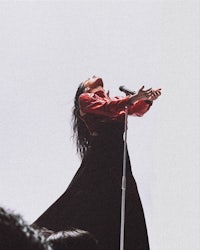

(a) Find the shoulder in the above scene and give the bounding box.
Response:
[79,93,95,102]
[79,93,98,107]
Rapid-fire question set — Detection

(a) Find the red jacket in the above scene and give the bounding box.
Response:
[79,90,152,133]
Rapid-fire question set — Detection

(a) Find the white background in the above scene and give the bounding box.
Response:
[0,1,199,250]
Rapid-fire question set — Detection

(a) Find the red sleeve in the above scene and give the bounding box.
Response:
[128,100,152,116]
[79,93,131,117]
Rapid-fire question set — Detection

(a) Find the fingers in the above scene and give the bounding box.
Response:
[139,85,145,91]
[145,88,153,94]
[145,87,153,92]
[138,86,152,94]
[138,85,161,100]
[153,89,161,96]
[149,89,161,100]
[139,86,152,92]
[144,88,152,98]
[145,91,152,98]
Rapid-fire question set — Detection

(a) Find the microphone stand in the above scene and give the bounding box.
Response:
[120,105,128,250]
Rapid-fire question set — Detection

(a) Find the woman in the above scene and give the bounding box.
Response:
[33,76,161,250]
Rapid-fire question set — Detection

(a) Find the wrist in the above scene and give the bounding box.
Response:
[144,99,153,105]
[128,94,139,104]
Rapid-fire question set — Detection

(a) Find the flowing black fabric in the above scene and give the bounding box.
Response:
[33,122,150,250]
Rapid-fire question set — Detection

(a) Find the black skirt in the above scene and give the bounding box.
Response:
[33,122,150,250]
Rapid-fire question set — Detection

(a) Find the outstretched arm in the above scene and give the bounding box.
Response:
[79,86,161,117]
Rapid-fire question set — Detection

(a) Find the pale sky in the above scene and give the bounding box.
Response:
[0,1,199,250]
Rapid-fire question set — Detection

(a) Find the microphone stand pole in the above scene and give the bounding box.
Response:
[120,105,128,250]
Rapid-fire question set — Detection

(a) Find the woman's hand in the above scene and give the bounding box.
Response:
[129,86,153,104]
[148,88,162,101]
[136,86,153,99]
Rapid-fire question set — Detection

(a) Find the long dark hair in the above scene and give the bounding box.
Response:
[72,83,90,159]
[0,207,51,250]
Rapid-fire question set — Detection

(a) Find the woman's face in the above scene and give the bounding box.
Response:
[84,76,104,92]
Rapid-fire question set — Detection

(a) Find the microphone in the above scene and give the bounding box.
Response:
[119,85,136,95]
